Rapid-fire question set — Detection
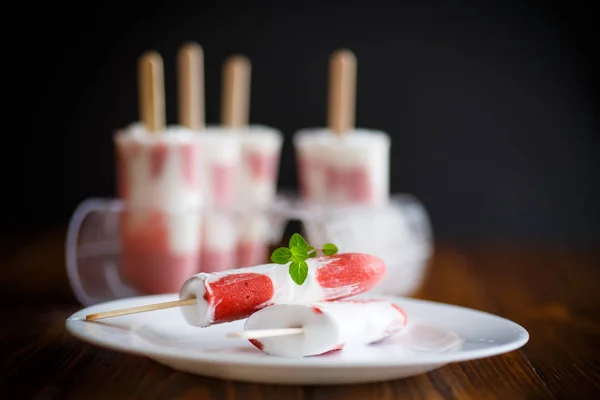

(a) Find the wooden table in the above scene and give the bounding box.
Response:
[1,228,599,399]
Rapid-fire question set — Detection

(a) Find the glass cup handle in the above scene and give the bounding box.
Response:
[65,198,126,306]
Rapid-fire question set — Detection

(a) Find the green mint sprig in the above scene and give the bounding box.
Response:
[270,233,339,285]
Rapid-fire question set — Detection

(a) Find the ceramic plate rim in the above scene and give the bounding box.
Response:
[66,294,529,368]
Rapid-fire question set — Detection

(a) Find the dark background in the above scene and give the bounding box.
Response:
[7,0,599,244]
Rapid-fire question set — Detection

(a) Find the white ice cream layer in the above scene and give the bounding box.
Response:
[294,128,390,205]
[239,179,276,206]
[236,213,271,242]
[239,125,284,155]
[115,123,202,253]
[201,127,242,163]
[244,300,406,357]
[201,213,238,250]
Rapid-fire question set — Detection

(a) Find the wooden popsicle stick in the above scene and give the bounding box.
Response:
[178,42,205,130]
[85,298,196,321]
[227,328,305,340]
[221,54,251,128]
[138,51,166,132]
[327,49,357,136]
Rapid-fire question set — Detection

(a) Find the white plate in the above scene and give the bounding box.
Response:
[66,294,529,385]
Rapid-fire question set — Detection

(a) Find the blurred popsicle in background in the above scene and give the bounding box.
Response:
[219,55,283,268]
[192,54,283,272]
[115,51,202,294]
[223,56,283,208]
[175,44,239,274]
[294,50,390,206]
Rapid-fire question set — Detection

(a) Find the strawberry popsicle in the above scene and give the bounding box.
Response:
[179,253,386,327]
[175,43,241,209]
[219,55,283,267]
[116,51,202,294]
[191,55,247,273]
[295,128,390,205]
[244,299,407,357]
[174,45,241,274]
[294,49,390,206]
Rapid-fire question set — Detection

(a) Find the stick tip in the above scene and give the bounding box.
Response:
[179,42,203,57]
[139,50,163,66]
[331,48,356,64]
[225,54,251,70]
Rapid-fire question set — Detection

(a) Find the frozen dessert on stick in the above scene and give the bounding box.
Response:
[218,55,283,268]
[224,55,282,207]
[241,299,407,357]
[199,54,241,209]
[294,49,390,206]
[195,56,245,273]
[175,44,240,274]
[115,50,202,294]
[179,252,386,327]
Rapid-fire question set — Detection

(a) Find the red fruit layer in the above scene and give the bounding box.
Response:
[206,273,275,323]
[316,253,386,300]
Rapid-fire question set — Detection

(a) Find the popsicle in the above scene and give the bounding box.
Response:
[243,299,407,357]
[115,51,202,294]
[187,56,243,274]
[179,253,386,327]
[294,50,390,206]
[220,55,283,267]
[172,43,239,274]
[198,56,243,210]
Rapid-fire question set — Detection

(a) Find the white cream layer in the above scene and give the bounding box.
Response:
[239,125,284,156]
[201,212,238,251]
[236,213,271,242]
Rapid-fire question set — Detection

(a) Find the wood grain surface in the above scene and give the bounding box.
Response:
[0,228,598,399]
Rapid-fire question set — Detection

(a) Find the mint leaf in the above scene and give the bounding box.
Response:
[291,246,308,262]
[322,243,338,256]
[289,233,309,250]
[271,247,292,264]
[289,261,309,285]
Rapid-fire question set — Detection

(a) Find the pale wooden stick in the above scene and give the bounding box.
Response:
[85,298,196,321]
[178,42,205,130]
[138,51,166,132]
[221,55,251,128]
[227,328,304,339]
[327,49,357,136]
